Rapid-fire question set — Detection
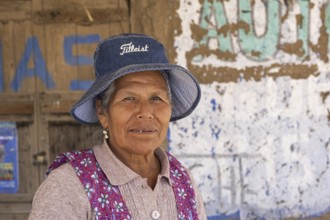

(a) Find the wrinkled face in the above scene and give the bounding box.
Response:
[98,71,172,156]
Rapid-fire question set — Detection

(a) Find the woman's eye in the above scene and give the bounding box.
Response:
[123,97,135,101]
[151,96,162,101]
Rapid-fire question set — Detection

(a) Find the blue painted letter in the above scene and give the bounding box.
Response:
[64,34,101,65]
[11,37,55,91]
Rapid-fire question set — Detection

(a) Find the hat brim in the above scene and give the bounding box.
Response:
[71,63,201,124]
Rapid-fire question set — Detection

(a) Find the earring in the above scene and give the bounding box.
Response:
[103,128,109,139]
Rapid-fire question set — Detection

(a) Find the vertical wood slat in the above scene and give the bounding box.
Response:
[0,23,4,92]
[130,0,178,62]
[48,122,100,162]
[29,0,44,191]
[17,123,34,193]
[108,20,129,36]
[1,21,16,92]
[44,23,78,90]
[74,25,100,90]
[12,20,35,92]
[32,23,49,91]
[108,0,129,35]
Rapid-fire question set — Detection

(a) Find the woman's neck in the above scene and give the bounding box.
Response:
[108,142,161,189]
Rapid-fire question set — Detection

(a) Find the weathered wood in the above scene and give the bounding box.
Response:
[39,91,84,113]
[33,8,128,25]
[44,23,77,90]
[0,213,30,220]
[0,11,31,22]
[1,22,16,92]
[75,24,105,90]
[40,99,75,113]
[0,115,33,122]
[48,122,100,162]
[16,123,36,193]
[130,0,177,62]
[0,1,31,21]
[0,102,33,114]
[36,119,48,184]
[110,22,129,35]
[34,0,128,25]
[12,20,35,92]
[31,0,45,187]
[0,194,33,203]
[0,93,34,115]
[0,202,31,214]
[41,114,74,122]
[0,93,33,100]
[41,0,121,9]
[31,21,48,91]
[0,1,31,11]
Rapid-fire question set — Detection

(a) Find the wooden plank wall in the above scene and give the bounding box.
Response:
[130,0,178,62]
[0,0,139,218]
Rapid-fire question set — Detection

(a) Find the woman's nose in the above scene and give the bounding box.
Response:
[136,101,154,120]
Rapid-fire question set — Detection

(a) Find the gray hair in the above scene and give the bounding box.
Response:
[98,83,116,110]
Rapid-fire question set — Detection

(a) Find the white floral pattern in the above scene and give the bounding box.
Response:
[80,157,92,167]
[98,193,109,208]
[171,169,182,179]
[91,171,99,183]
[94,207,101,219]
[178,188,187,199]
[74,166,82,176]
[178,212,185,220]
[84,183,94,198]
[114,201,124,212]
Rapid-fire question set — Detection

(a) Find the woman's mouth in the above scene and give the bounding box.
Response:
[129,128,157,134]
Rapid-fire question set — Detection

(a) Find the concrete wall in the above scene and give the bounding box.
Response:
[169,0,330,219]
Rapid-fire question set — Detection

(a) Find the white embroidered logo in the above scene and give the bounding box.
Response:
[120,42,149,55]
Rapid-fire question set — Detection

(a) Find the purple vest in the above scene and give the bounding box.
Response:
[47,149,199,220]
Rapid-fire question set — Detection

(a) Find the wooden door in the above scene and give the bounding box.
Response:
[0,0,129,219]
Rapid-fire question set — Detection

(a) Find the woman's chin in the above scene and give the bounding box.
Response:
[127,146,157,156]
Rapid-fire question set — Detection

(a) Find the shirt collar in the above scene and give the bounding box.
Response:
[93,141,171,186]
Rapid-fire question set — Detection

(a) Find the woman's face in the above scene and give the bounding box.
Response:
[98,71,172,156]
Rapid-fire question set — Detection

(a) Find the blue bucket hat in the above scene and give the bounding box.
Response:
[71,33,201,124]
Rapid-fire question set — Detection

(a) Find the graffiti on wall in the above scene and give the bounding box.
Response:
[171,0,330,219]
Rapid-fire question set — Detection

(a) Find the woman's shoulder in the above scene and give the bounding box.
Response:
[29,163,91,219]
[47,162,77,179]
[39,163,81,195]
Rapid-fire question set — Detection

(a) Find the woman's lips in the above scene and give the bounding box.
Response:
[128,128,157,134]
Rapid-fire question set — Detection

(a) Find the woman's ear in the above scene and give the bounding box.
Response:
[95,99,107,128]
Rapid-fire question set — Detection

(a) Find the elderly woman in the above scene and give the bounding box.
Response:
[29,33,206,220]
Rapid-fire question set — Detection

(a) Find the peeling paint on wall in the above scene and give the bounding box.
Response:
[171,0,330,219]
